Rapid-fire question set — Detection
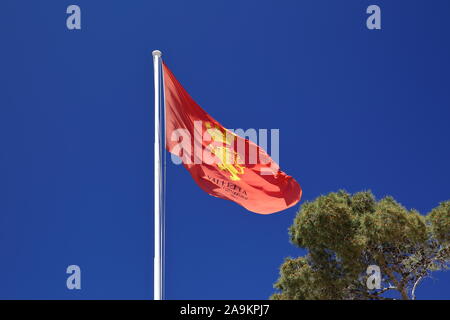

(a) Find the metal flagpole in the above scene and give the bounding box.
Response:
[152,49,163,300]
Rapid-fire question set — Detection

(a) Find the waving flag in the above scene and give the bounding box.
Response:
[162,62,301,214]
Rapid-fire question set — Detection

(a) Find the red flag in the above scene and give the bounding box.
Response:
[163,62,301,214]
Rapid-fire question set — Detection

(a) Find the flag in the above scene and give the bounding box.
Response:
[163,62,302,214]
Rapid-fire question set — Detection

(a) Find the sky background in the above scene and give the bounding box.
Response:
[1,0,449,299]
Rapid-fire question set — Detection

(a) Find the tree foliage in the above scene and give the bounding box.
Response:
[272,191,450,300]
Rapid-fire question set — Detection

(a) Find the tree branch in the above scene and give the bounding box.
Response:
[378,253,409,300]
[378,285,397,295]
[411,275,424,300]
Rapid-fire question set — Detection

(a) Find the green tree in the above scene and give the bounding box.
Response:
[272,191,450,300]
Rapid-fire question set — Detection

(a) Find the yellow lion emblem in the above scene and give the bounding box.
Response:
[205,122,245,181]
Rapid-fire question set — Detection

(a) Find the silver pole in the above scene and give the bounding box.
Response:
[152,49,162,300]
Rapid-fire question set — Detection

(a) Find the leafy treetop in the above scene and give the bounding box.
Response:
[272,190,450,300]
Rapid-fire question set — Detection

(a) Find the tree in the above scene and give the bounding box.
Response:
[271,191,450,300]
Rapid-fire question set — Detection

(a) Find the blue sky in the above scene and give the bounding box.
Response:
[0,0,449,299]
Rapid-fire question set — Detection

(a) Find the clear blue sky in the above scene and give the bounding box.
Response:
[1,0,449,299]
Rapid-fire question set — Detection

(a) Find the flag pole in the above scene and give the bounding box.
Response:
[152,49,163,300]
